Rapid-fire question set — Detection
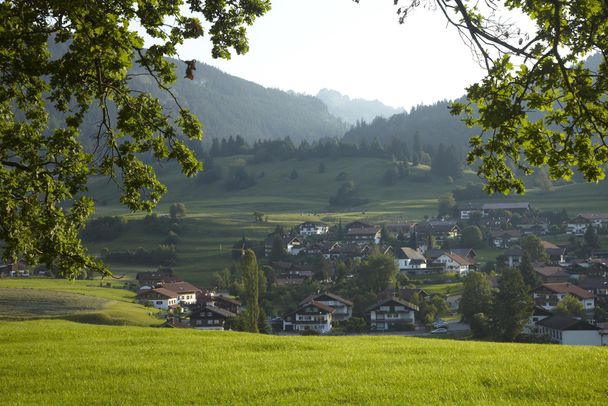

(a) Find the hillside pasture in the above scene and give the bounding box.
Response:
[0,279,162,326]
[1,321,607,405]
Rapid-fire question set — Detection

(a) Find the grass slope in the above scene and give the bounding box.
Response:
[1,321,607,404]
[0,279,162,326]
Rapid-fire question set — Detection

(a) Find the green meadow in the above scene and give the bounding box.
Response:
[0,279,162,327]
[1,320,607,405]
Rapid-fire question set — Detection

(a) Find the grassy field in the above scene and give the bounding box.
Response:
[0,279,162,326]
[1,320,607,404]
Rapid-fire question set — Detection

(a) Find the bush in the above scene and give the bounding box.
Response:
[389,321,415,332]
[301,330,321,336]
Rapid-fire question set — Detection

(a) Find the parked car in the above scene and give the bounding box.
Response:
[431,327,448,334]
[432,320,448,329]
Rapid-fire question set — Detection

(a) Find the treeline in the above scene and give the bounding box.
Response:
[204,134,465,176]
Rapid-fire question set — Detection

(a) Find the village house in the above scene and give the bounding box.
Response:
[517,220,550,236]
[160,281,201,306]
[414,220,461,245]
[198,293,242,314]
[541,241,567,265]
[489,229,522,249]
[190,304,236,330]
[424,248,477,262]
[345,226,382,245]
[366,297,419,331]
[567,216,590,236]
[395,247,427,272]
[530,283,595,313]
[576,213,608,229]
[533,265,570,283]
[271,261,314,286]
[136,287,179,310]
[568,259,608,278]
[458,202,484,220]
[482,202,531,217]
[135,269,180,287]
[296,221,329,236]
[282,301,335,333]
[524,305,554,334]
[536,315,605,346]
[578,277,608,297]
[385,222,416,239]
[264,234,304,256]
[433,252,476,276]
[298,292,353,321]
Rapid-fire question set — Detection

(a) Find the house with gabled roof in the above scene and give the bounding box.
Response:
[190,304,236,330]
[136,287,179,310]
[296,221,329,236]
[489,229,522,248]
[533,265,570,283]
[433,252,476,275]
[366,297,419,331]
[298,292,353,321]
[414,220,460,245]
[345,226,381,245]
[282,301,336,333]
[536,315,604,346]
[395,247,427,272]
[531,283,595,313]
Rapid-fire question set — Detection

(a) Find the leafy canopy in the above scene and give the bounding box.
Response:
[0,0,270,277]
[375,0,608,194]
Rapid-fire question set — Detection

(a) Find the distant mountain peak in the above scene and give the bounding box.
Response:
[316,89,405,124]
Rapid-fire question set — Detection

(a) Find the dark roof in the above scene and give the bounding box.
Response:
[458,202,484,211]
[578,213,608,221]
[286,301,337,317]
[578,278,608,290]
[137,287,178,299]
[482,202,530,210]
[161,281,202,294]
[345,221,373,230]
[415,221,459,234]
[346,227,381,236]
[425,249,476,260]
[537,315,600,331]
[531,283,594,299]
[299,292,353,307]
[532,305,553,317]
[192,304,236,319]
[365,297,419,313]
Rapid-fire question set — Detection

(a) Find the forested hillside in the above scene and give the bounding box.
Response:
[46,42,347,145]
[341,100,476,149]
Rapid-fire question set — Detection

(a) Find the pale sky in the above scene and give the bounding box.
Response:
[175,0,489,111]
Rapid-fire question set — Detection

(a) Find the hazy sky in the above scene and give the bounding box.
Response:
[175,0,488,110]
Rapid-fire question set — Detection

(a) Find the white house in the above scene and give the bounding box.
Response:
[296,221,329,236]
[366,297,418,331]
[282,301,335,333]
[161,281,200,305]
[433,252,475,276]
[395,247,427,272]
[136,287,178,310]
[298,292,353,321]
[536,315,605,346]
[531,283,595,313]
